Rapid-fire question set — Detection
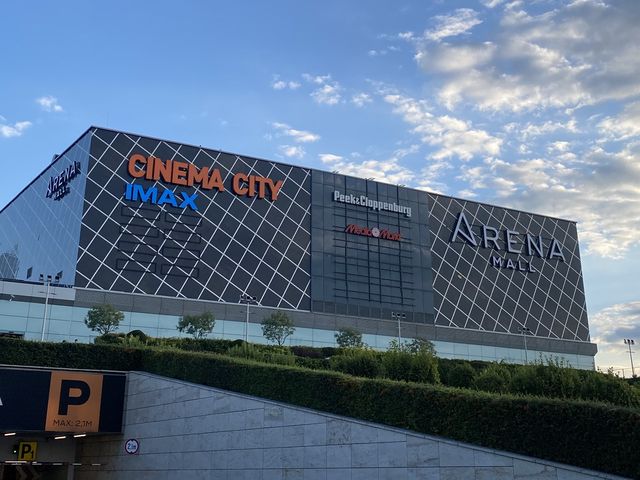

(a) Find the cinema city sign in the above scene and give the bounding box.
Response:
[123,154,284,211]
[450,212,566,273]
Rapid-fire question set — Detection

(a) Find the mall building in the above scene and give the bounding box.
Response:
[0,127,596,368]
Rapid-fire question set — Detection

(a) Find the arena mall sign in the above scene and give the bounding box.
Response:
[345,224,401,241]
[123,154,284,211]
[333,191,412,217]
[450,212,566,273]
[46,161,81,201]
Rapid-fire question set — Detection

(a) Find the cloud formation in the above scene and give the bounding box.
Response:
[0,120,32,138]
[424,9,482,42]
[383,92,502,161]
[271,75,301,90]
[272,122,320,143]
[279,145,306,159]
[319,147,416,185]
[411,1,640,112]
[303,74,342,105]
[591,301,640,367]
[36,95,63,112]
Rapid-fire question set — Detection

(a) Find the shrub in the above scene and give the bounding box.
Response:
[382,350,440,384]
[94,333,125,345]
[444,362,477,389]
[330,348,383,378]
[0,337,639,477]
[127,330,149,342]
[226,343,296,366]
[474,364,511,393]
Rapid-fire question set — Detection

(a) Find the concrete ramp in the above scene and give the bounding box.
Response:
[75,372,627,480]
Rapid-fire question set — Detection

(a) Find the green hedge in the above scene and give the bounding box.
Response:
[1,338,638,478]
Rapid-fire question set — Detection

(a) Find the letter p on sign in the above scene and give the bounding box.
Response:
[18,442,37,461]
[45,371,103,432]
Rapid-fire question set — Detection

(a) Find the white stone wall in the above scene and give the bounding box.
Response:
[75,372,628,480]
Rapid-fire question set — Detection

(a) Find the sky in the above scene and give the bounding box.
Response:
[1,0,638,373]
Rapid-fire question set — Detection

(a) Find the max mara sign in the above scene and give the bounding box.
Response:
[450,212,566,273]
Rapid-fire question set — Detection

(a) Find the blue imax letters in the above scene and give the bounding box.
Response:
[124,184,199,211]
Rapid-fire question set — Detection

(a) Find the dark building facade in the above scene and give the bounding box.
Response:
[0,127,596,367]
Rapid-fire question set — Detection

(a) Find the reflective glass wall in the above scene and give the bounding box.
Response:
[0,298,594,370]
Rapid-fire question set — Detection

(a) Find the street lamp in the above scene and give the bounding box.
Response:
[519,327,532,364]
[391,312,406,344]
[39,273,61,342]
[624,339,635,377]
[239,294,258,343]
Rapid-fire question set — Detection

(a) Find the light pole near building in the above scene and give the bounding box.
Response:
[519,327,532,364]
[624,339,635,377]
[239,293,258,343]
[39,273,60,342]
[391,312,406,345]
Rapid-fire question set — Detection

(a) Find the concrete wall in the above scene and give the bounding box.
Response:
[75,372,626,480]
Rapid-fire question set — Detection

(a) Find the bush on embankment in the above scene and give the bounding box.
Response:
[0,338,639,478]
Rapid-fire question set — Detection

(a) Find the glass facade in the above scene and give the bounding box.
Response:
[0,132,91,286]
[0,297,594,370]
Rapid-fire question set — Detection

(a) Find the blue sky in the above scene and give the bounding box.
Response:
[1,0,639,371]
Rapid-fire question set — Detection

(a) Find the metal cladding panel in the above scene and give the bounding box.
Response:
[76,128,311,310]
[427,194,590,341]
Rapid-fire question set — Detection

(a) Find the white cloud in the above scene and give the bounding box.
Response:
[303,74,342,105]
[416,42,496,74]
[271,76,301,90]
[319,147,417,185]
[598,101,640,140]
[481,0,505,7]
[279,145,306,159]
[272,122,320,143]
[0,120,32,138]
[548,141,571,153]
[319,153,343,163]
[458,143,640,258]
[311,84,341,106]
[351,93,372,107]
[412,1,640,112]
[36,96,63,112]
[591,301,640,371]
[424,9,482,42]
[510,119,579,141]
[384,92,502,161]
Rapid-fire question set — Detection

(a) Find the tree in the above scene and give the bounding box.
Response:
[388,337,436,355]
[177,312,215,339]
[335,327,364,348]
[84,304,124,335]
[261,311,295,346]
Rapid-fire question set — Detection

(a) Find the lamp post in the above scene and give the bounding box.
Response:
[519,327,532,364]
[624,339,635,377]
[391,312,406,345]
[39,273,60,342]
[239,294,258,343]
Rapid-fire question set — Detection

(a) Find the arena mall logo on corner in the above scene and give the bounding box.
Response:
[449,212,566,273]
[333,191,412,218]
[345,224,401,241]
[46,161,81,201]
[122,154,284,211]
